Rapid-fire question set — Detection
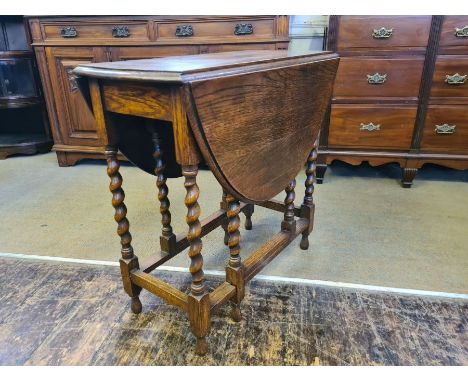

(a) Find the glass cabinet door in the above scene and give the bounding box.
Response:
[0,58,38,98]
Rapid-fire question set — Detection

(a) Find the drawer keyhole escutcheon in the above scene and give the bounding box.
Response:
[175,25,194,37]
[367,73,387,84]
[372,27,393,39]
[435,124,456,134]
[112,26,130,38]
[60,26,78,38]
[360,122,381,132]
[445,73,467,85]
[455,26,468,38]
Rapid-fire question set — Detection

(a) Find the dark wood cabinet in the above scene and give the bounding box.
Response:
[0,16,51,160]
[27,15,289,166]
[319,15,468,187]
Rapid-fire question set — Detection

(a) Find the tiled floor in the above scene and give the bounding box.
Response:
[0,258,466,365]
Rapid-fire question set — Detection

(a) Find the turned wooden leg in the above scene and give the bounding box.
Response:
[225,193,244,323]
[220,190,229,246]
[183,165,210,355]
[316,152,327,184]
[281,179,297,234]
[300,139,318,250]
[401,167,418,188]
[151,130,176,253]
[105,146,142,314]
[243,204,254,230]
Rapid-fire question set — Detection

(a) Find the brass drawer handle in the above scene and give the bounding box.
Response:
[445,73,467,85]
[372,27,393,39]
[360,122,381,131]
[234,23,254,35]
[112,26,130,38]
[61,26,78,38]
[435,124,456,134]
[175,25,194,37]
[367,73,387,84]
[454,26,468,38]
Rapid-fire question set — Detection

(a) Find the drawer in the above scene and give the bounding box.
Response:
[328,105,416,149]
[430,55,468,99]
[439,16,468,51]
[333,57,424,99]
[337,16,432,50]
[41,21,151,42]
[156,18,276,42]
[420,106,468,153]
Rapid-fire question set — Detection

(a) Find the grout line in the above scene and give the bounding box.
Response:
[1,252,467,300]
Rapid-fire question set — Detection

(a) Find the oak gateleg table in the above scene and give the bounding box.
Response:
[74,50,339,355]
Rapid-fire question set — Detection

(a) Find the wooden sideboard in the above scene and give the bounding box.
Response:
[318,16,468,187]
[27,15,289,166]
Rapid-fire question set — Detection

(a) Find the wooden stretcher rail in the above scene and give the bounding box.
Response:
[130,270,188,312]
[140,204,247,273]
[256,199,301,217]
[244,218,309,281]
[209,282,236,312]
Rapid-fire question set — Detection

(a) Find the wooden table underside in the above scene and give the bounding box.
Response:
[80,51,338,355]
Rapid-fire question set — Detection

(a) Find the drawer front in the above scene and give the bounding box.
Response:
[430,56,468,98]
[157,18,276,42]
[420,106,468,152]
[439,16,468,50]
[328,105,416,149]
[337,16,432,50]
[333,57,424,99]
[42,21,151,42]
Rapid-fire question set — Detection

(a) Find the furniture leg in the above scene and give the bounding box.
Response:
[300,139,318,250]
[243,203,254,230]
[401,167,418,188]
[281,179,297,234]
[316,151,327,184]
[150,129,176,253]
[183,164,210,355]
[225,193,244,322]
[105,146,142,314]
[220,190,229,245]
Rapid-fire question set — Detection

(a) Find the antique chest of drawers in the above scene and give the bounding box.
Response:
[27,16,289,166]
[319,16,468,187]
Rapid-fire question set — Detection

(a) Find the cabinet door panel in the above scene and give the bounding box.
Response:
[45,47,107,146]
[109,46,199,61]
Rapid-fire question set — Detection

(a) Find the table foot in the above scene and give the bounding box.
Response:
[243,204,254,230]
[131,296,142,314]
[195,337,209,356]
[300,235,309,250]
[230,305,242,322]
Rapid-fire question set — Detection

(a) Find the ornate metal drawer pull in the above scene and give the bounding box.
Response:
[454,26,468,38]
[112,26,130,38]
[234,23,254,35]
[360,122,381,132]
[175,25,194,37]
[367,73,387,84]
[434,124,456,134]
[61,26,78,38]
[372,27,393,39]
[445,73,467,85]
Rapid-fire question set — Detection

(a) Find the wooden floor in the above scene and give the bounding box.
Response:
[0,257,466,366]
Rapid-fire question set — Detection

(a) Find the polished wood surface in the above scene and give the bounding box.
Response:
[336,16,432,51]
[420,105,468,152]
[76,50,337,355]
[328,105,416,149]
[320,15,468,187]
[333,57,424,100]
[430,55,468,100]
[27,15,290,166]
